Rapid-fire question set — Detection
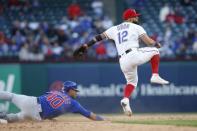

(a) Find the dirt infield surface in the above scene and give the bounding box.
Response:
[0,114,197,131]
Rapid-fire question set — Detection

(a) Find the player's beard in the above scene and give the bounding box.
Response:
[133,20,140,25]
[132,17,140,25]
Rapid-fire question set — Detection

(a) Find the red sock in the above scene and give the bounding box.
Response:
[124,84,135,98]
[150,54,160,74]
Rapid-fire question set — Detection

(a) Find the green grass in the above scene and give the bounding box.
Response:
[113,120,197,127]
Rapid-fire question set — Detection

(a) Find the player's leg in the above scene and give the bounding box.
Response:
[122,66,138,98]
[11,94,42,121]
[0,91,14,101]
[6,113,25,122]
[135,47,159,65]
[0,91,28,109]
[137,47,169,84]
[0,91,41,122]
[119,61,138,116]
[0,112,25,122]
[0,95,25,122]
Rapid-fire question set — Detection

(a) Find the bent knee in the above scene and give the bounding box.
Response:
[152,47,159,55]
[127,81,138,87]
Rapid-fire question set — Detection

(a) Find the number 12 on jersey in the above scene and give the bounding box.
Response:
[118,30,128,44]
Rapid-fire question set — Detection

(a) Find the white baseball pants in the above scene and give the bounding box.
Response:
[0,91,42,122]
[119,47,159,87]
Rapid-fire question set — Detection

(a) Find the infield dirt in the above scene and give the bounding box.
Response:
[0,114,197,131]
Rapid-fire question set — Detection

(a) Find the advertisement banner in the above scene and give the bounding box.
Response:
[0,64,21,113]
[47,62,197,113]
[21,64,47,96]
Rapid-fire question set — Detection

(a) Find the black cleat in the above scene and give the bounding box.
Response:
[0,112,6,119]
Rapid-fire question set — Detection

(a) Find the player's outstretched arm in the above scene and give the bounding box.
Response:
[88,112,104,121]
[73,33,106,58]
[72,100,105,121]
[84,33,106,48]
[140,34,161,48]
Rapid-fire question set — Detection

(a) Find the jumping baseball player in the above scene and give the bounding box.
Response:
[73,8,169,116]
[0,81,104,123]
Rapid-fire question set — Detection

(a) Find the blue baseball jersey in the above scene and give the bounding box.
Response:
[37,91,91,119]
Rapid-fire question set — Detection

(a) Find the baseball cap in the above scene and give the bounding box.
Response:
[122,9,140,20]
[63,81,79,92]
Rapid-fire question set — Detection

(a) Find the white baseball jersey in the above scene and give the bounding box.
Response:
[104,22,146,55]
[104,22,159,87]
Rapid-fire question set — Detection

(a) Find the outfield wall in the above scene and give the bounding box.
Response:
[0,62,197,113]
[0,64,21,112]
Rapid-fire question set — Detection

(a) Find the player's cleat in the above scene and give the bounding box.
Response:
[120,98,132,116]
[150,74,169,85]
[0,112,6,119]
[0,119,8,124]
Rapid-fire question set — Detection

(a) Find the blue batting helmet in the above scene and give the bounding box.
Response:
[63,81,79,92]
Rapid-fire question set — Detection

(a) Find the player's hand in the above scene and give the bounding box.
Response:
[73,44,88,59]
[155,42,162,48]
[89,112,105,121]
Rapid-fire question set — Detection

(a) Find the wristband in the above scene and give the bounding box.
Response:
[87,39,97,47]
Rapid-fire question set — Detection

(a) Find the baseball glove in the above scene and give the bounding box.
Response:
[73,44,88,58]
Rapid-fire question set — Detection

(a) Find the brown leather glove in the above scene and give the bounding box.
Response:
[73,44,88,58]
